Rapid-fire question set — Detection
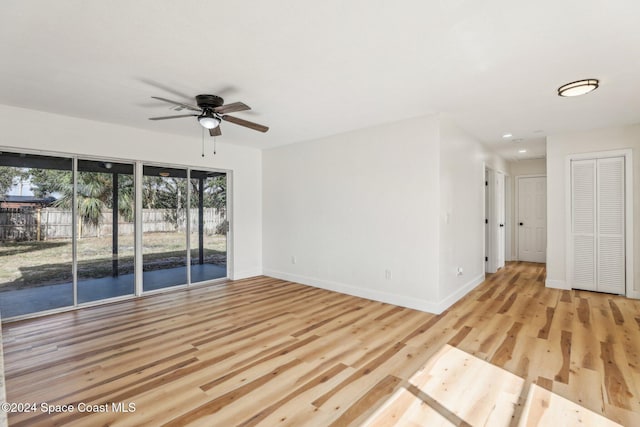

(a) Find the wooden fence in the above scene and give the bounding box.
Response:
[0,207,226,241]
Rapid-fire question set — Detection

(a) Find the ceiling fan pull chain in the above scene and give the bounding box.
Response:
[201,127,205,157]
[213,137,217,155]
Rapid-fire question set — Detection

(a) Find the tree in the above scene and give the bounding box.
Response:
[0,167,17,195]
[0,167,29,196]
[142,176,188,228]
[189,175,226,213]
[30,169,134,227]
[28,169,225,231]
[29,169,69,198]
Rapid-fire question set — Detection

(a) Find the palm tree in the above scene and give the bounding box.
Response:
[31,169,134,228]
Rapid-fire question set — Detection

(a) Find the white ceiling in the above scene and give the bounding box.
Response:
[1,1,639,160]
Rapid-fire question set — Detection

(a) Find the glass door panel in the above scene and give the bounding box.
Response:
[142,165,188,291]
[189,170,227,283]
[76,160,135,303]
[0,151,73,317]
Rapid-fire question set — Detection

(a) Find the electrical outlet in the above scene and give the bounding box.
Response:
[291,256,297,264]
[385,269,392,280]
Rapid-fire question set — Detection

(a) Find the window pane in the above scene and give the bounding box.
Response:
[0,152,73,317]
[190,171,227,283]
[142,165,188,291]
[76,160,135,303]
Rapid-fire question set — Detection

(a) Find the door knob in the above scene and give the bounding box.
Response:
[499,224,504,227]
[519,222,523,226]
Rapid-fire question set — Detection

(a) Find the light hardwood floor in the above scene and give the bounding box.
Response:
[2,262,639,426]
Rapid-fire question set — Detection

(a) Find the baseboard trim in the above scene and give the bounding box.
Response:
[263,270,486,315]
[264,269,442,314]
[436,274,485,313]
[545,278,569,290]
[626,290,640,299]
[232,268,263,280]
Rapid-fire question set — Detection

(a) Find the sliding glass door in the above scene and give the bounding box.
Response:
[0,151,74,317]
[76,160,135,303]
[142,165,188,291]
[190,170,227,283]
[0,150,229,319]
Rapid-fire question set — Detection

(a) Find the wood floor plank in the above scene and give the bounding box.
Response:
[600,341,634,410]
[519,383,622,427]
[554,330,572,383]
[328,375,402,427]
[537,306,555,339]
[3,263,639,426]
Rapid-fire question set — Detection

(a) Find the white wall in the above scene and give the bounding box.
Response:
[546,124,640,296]
[439,118,497,307]
[263,114,508,313]
[0,104,263,279]
[509,158,546,176]
[507,158,547,259]
[263,115,442,311]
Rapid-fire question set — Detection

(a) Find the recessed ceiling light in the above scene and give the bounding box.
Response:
[518,149,527,153]
[558,79,599,97]
[502,133,513,138]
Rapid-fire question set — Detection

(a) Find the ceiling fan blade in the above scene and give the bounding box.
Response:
[148,114,198,120]
[214,102,251,114]
[209,126,222,137]
[222,115,269,133]
[151,96,201,112]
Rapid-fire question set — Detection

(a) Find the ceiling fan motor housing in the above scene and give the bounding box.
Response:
[196,94,224,110]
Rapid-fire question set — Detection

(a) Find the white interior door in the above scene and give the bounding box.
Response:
[485,169,490,272]
[571,161,596,290]
[496,172,505,269]
[518,176,547,263]
[596,157,625,294]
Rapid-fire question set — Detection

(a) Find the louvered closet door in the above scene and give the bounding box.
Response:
[571,160,597,291]
[596,157,625,293]
[571,157,625,294]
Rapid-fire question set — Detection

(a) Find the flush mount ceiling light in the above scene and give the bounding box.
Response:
[557,79,599,97]
[502,133,513,138]
[159,171,170,177]
[518,149,527,153]
[197,112,221,129]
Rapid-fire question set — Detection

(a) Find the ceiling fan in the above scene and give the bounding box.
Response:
[148,94,269,137]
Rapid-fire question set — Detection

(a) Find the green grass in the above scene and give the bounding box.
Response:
[0,232,226,291]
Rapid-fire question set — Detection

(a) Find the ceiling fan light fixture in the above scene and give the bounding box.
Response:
[198,113,221,129]
[149,94,268,135]
[558,79,599,97]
